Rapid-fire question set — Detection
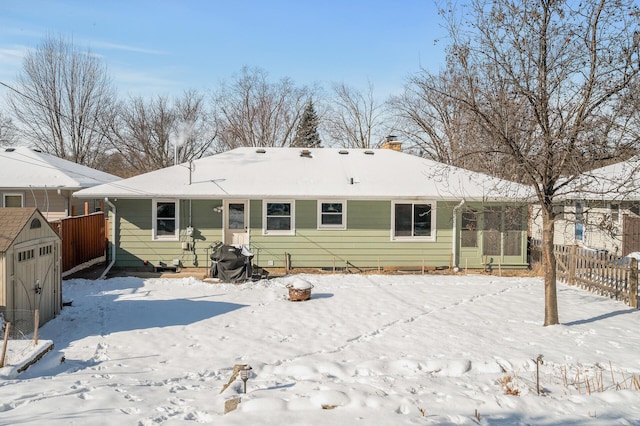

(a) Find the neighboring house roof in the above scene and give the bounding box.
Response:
[74,147,532,202]
[561,157,640,201]
[0,147,120,190]
[0,207,44,252]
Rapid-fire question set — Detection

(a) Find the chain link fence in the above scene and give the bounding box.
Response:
[1,309,37,339]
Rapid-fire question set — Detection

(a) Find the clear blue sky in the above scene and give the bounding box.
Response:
[0,0,447,100]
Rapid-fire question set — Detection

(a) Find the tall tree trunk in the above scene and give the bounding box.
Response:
[542,208,559,326]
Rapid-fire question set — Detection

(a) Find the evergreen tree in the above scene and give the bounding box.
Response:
[292,100,321,148]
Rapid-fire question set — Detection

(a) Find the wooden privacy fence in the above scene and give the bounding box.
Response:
[553,244,638,308]
[51,212,106,273]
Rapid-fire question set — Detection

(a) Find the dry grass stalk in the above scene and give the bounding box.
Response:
[498,375,520,396]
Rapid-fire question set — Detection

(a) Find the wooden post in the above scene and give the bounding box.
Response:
[34,309,40,345]
[630,258,638,309]
[284,252,291,273]
[569,245,578,287]
[1,322,10,368]
[498,259,502,277]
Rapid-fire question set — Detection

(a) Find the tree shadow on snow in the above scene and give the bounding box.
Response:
[564,309,636,326]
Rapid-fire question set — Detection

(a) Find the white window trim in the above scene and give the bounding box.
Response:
[262,200,295,235]
[391,200,437,242]
[317,200,347,230]
[152,199,180,241]
[3,192,24,207]
[608,202,620,225]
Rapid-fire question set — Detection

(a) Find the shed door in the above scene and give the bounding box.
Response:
[13,239,59,326]
[224,201,248,245]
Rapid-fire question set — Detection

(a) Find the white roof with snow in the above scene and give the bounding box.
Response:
[74,147,532,201]
[0,147,120,190]
[561,157,640,201]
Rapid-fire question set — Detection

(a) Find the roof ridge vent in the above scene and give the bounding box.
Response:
[300,149,313,158]
[338,150,349,155]
[256,148,266,154]
[5,148,15,152]
[364,150,375,155]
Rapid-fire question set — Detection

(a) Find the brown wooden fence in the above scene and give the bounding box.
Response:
[50,212,106,274]
[552,244,638,308]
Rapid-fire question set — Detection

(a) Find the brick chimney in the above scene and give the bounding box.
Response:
[382,135,402,151]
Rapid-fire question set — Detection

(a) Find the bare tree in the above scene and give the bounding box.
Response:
[0,111,16,147]
[388,66,474,165]
[428,0,640,325]
[7,34,116,167]
[325,82,388,149]
[211,67,311,149]
[108,90,217,175]
[390,59,530,182]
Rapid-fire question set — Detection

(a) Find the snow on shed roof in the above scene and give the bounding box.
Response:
[74,147,532,201]
[0,147,120,190]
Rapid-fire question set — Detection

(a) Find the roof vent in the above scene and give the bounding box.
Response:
[338,150,349,155]
[364,150,375,155]
[5,148,15,152]
[300,149,312,158]
[256,148,266,154]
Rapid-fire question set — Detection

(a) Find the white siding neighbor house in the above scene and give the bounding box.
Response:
[530,157,640,256]
[0,147,120,221]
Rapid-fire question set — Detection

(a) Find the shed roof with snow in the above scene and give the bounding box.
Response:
[74,147,532,202]
[0,147,120,190]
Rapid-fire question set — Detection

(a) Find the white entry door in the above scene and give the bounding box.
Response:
[224,201,248,245]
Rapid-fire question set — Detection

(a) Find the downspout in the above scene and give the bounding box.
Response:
[246,199,251,245]
[452,199,466,271]
[99,197,116,280]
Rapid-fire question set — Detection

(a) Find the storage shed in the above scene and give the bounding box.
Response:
[0,208,62,331]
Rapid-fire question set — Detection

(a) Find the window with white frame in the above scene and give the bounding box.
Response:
[152,199,179,240]
[392,201,435,240]
[318,201,346,229]
[609,203,620,223]
[263,201,295,235]
[3,193,23,207]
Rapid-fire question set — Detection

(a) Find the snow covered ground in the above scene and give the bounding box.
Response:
[1,273,640,425]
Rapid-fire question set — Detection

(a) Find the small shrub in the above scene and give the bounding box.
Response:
[498,375,521,396]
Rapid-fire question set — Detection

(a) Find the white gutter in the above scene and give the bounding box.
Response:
[452,199,466,270]
[99,197,116,280]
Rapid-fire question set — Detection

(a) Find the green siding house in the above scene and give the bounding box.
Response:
[74,147,532,274]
